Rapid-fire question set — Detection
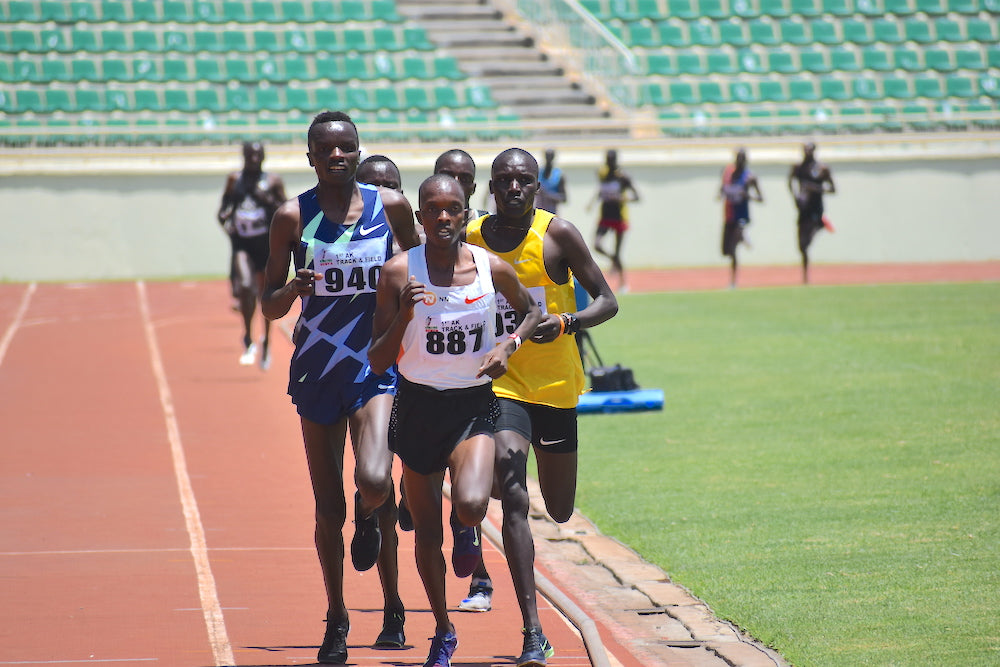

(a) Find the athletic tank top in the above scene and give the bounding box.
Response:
[397,244,496,391]
[722,167,752,222]
[466,209,585,408]
[290,183,393,385]
[536,167,563,213]
[232,174,272,238]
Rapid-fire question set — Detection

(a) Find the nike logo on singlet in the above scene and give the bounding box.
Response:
[358,221,382,236]
[464,294,487,304]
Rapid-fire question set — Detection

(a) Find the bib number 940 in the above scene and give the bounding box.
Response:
[318,265,381,295]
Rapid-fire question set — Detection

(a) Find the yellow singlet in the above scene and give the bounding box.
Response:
[467,209,585,408]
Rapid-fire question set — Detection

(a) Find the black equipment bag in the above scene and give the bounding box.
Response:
[588,364,639,393]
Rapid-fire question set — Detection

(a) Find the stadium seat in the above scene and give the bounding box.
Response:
[646,53,679,75]
[100,29,128,53]
[839,105,876,131]
[253,30,282,53]
[285,87,312,112]
[776,107,809,133]
[192,89,221,112]
[191,1,221,22]
[224,87,253,111]
[882,75,914,99]
[901,103,936,131]
[758,79,788,102]
[41,60,70,82]
[255,87,286,111]
[946,0,978,11]
[923,48,954,72]
[822,0,853,15]
[221,1,250,22]
[657,20,689,47]
[132,58,158,80]
[830,47,861,72]
[730,0,759,17]
[862,46,892,70]
[913,75,944,98]
[767,50,799,74]
[403,27,434,50]
[46,90,75,112]
[810,19,840,46]
[934,18,964,42]
[310,0,338,21]
[280,1,308,21]
[707,50,738,74]
[915,0,947,13]
[698,81,726,103]
[225,59,254,83]
[285,29,311,52]
[251,1,280,22]
[345,87,377,111]
[966,18,996,42]
[40,0,70,21]
[719,20,750,47]
[954,46,986,70]
[978,75,1000,97]
[195,60,224,82]
[162,1,191,22]
[699,0,730,19]
[893,46,923,71]
[284,57,311,81]
[791,0,823,14]
[800,49,831,73]
[640,82,669,106]
[131,2,161,22]
[133,89,162,111]
[255,57,282,82]
[668,82,698,104]
[943,75,975,98]
[852,76,881,99]
[434,57,465,80]
[74,2,105,23]
[101,59,132,82]
[689,20,720,47]
[8,2,40,21]
[677,52,707,74]
[729,80,757,102]
[163,59,193,82]
[884,0,915,13]
[667,0,699,19]
[902,18,934,44]
[789,78,820,100]
[820,77,851,99]
[738,50,765,73]
[343,55,374,80]
[748,20,780,46]
[841,19,874,44]
[628,21,661,48]
[872,19,903,44]
[14,90,45,113]
[759,0,792,16]
[70,59,101,82]
[374,87,405,111]
[985,45,1000,68]
[70,30,99,53]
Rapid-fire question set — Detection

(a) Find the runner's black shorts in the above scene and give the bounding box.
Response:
[232,233,270,273]
[389,375,500,475]
[495,397,578,454]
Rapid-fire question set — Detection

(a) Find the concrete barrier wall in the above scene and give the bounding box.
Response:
[1,152,997,282]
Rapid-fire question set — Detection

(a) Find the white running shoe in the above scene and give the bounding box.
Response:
[458,578,493,612]
[239,342,257,366]
[259,342,270,371]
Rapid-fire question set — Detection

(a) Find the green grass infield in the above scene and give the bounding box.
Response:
[574,282,999,666]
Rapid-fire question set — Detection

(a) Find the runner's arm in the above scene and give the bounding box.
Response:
[261,198,314,321]
[477,257,542,379]
[369,255,423,375]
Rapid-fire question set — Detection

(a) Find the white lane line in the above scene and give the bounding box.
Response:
[0,660,156,664]
[0,282,37,369]
[136,281,235,667]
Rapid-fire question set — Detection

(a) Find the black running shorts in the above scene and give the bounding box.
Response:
[495,398,578,454]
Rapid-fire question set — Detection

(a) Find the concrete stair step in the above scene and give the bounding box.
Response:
[490,86,595,106]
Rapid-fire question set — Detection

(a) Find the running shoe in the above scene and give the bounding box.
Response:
[374,608,405,648]
[422,629,458,667]
[239,341,257,366]
[450,514,481,578]
[517,627,554,667]
[397,496,413,531]
[317,618,349,664]
[350,491,381,572]
[458,577,493,612]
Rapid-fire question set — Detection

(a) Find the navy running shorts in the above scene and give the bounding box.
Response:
[291,366,397,426]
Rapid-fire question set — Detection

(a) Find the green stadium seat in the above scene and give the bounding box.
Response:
[100,29,128,53]
[253,30,282,53]
[978,75,1000,97]
[343,28,371,51]
[372,0,403,22]
[9,30,40,54]
[779,19,810,46]
[677,52,707,74]
[222,1,250,22]
[284,57,311,81]
[872,19,904,43]
[225,59,254,82]
[689,20,720,46]
[800,49,831,73]
[699,0,730,19]
[985,45,1000,68]
[131,2,161,21]
[193,31,222,52]
[884,0,915,13]
[759,0,792,16]
[668,81,698,104]
[284,29,311,52]
[192,89,221,112]
[403,27,434,50]
[830,47,861,72]
[641,82,668,106]
[791,0,822,15]
[667,0,699,19]
[71,59,101,81]
[810,19,840,45]
[163,59,193,82]
[759,79,788,101]
[8,1,40,21]
[729,80,757,102]
[852,76,880,99]
[437,85,466,109]
[40,1,70,21]
[738,50,765,73]
[46,90,74,112]
[135,89,163,111]
[646,53,679,75]
[372,53,398,79]
[902,18,934,44]
[285,87,312,111]
[731,0,759,17]
[100,59,130,82]
[315,55,340,78]
[375,87,405,111]
[70,89,100,111]
[966,18,997,42]
[914,75,944,98]
[841,19,874,44]
[14,90,45,113]
[915,0,947,12]
[162,1,191,22]
[131,30,160,52]
[434,57,465,80]
[657,20,689,46]
[745,108,776,133]
[343,55,374,80]
[191,1,221,22]
[945,0,977,11]
[954,47,986,70]
[164,31,193,52]
[933,18,963,42]
[628,21,661,48]
[873,103,905,131]
[255,57,282,82]
[822,0,853,15]
[862,46,892,70]
[41,60,70,82]
[839,105,876,131]
[132,58,158,80]
[195,60,225,82]
[345,87,377,111]
[70,1,99,21]
[883,75,914,98]
[251,1,280,22]
[767,50,799,73]
[698,81,726,103]
[255,87,286,111]
[820,77,851,99]
[311,0,339,21]
[924,48,955,71]
[893,46,923,70]
[707,51,738,73]
[719,20,750,47]
[42,30,70,52]
[776,107,809,133]
[222,31,251,52]
[280,1,308,21]
[403,56,430,79]
[71,30,99,53]
[748,20,780,46]
[789,78,820,100]
[944,75,976,97]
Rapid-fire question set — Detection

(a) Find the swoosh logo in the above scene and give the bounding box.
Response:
[539,437,566,447]
[515,258,532,264]
[377,384,393,391]
[358,221,381,236]
[464,294,486,304]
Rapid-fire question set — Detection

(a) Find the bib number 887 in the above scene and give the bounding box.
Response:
[426,327,484,355]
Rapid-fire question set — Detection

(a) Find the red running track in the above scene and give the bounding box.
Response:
[0,281,605,667]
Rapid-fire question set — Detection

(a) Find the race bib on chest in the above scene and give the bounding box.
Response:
[494,286,546,339]
[313,236,386,296]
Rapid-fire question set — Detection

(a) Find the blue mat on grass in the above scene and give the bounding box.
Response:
[578,388,664,414]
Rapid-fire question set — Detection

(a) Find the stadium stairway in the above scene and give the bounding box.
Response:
[395,0,609,120]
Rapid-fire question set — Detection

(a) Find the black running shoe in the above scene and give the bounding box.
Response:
[374,608,405,648]
[318,618,349,664]
[450,513,481,578]
[423,629,458,667]
[350,491,381,571]
[517,627,554,667]
[397,495,414,531]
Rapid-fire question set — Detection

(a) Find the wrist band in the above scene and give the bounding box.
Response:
[560,312,581,335]
[557,314,566,336]
[508,333,522,350]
